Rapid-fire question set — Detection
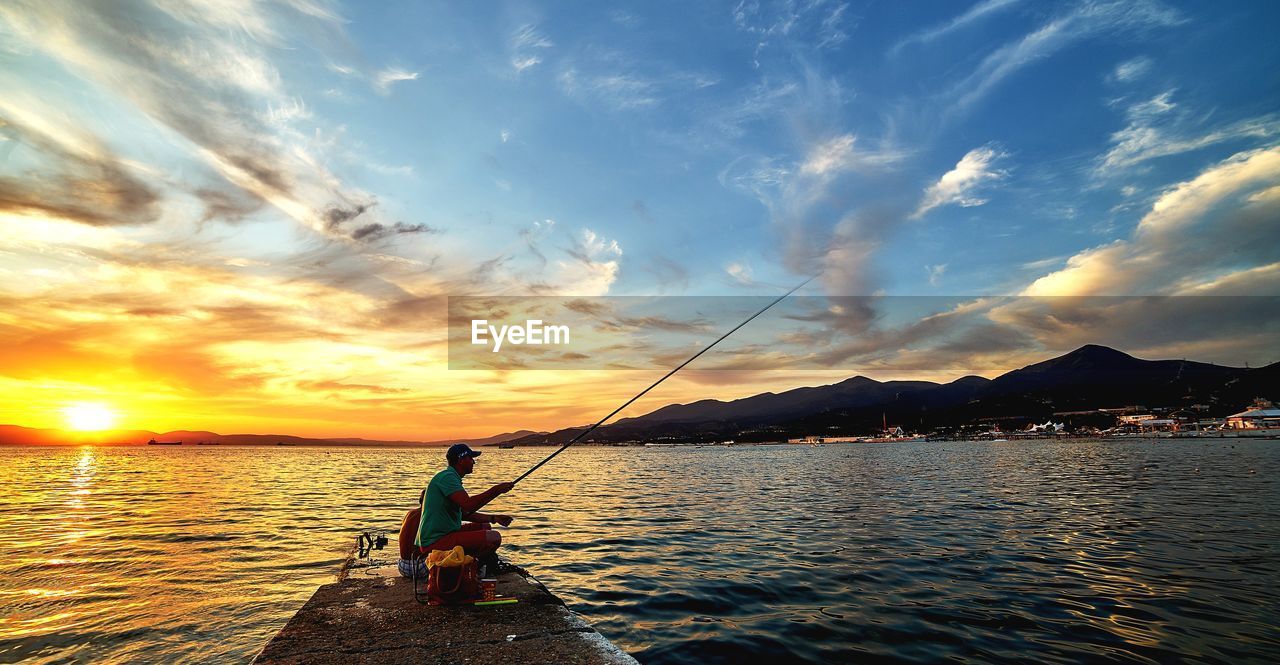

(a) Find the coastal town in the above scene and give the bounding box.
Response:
[784,399,1280,443]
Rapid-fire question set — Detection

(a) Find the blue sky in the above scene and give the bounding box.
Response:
[321,0,1278,296]
[1,0,1277,437]
[323,0,1275,297]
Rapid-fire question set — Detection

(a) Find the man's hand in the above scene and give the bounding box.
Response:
[493,514,514,527]
[493,482,515,495]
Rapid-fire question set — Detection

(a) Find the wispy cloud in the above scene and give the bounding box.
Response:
[726,261,754,285]
[912,145,1007,219]
[1096,91,1280,175]
[890,0,1020,57]
[799,134,907,176]
[945,0,1183,113]
[816,3,851,49]
[373,67,419,94]
[1110,55,1153,83]
[261,98,313,127]
[709,80,799,138]
[329,60,420,96]
[327,62,358,77]
[926,264,948,286]
[559,67,659,110]
[511,221,625,295]
[555,228,623,295]
[732,0,852,53]
[510,23,553,73]
[800,134,857,176]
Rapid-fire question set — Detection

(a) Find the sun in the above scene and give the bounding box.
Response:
[62,403,119,431]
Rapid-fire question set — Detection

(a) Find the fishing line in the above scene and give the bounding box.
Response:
[512,276,815,485]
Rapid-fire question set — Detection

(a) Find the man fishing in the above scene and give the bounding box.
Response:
[415,443,514,576]
[398,278,809,583]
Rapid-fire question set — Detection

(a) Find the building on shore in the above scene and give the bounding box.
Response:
[1226,400,1280,430]
[787,435,863,444]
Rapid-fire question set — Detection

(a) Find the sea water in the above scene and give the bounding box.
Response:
[1,440,1277,663]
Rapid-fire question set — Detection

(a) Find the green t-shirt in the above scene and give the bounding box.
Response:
[416,466,465,548]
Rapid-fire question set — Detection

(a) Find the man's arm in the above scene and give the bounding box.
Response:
[447,481,513,514]
[464,511,514,526]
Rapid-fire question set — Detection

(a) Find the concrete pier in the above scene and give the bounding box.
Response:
[253,560,637,665]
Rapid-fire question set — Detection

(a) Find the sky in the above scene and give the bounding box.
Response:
[0,0,1277,439]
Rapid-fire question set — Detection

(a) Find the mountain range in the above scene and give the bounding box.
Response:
[503,345,1279,444]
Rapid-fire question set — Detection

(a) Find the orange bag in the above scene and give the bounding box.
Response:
[425,546,479,605]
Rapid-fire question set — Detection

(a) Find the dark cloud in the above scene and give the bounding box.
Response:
[324,202,375,231]
[445,298,510,330]
[296,379,411,395]
[599,314,712,334]
[223,151,294,195]
[525,281,559,295]
[561,297,710,333]
[781,296,878,336]
[774,328,835,348]
[275,241,423,301]
[563,299,612,317]
[469,255,509,285]
[0,116,161,226]
[989,296,1280,366]
[351,221,441,242]
[519,227,548,267]
[196,187,264,224]
[631,199,653,223]
[932,322,1034,357]
[380,294,449,328]
[125,306,184,317]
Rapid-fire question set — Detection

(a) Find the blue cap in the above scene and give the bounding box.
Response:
[446,443,481,464]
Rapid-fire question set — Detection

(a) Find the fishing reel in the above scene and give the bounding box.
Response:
[356,530,389,559]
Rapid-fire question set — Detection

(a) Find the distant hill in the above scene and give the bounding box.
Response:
[465,430,543,446]
[0,425,161,446]
[506,345,1279,444]
[0,425,544,447]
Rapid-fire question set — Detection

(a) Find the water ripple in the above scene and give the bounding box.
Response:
[1,440,1278,663]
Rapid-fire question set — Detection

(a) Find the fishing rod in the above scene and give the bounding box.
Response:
[512,276,815,485]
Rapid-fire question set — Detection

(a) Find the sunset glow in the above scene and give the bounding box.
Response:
[61,404,118,432]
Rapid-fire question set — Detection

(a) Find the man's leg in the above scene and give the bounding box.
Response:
[420,527,501,559]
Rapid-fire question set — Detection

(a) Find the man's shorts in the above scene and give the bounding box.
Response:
[397,558,428,578]
[420,521,494,555]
